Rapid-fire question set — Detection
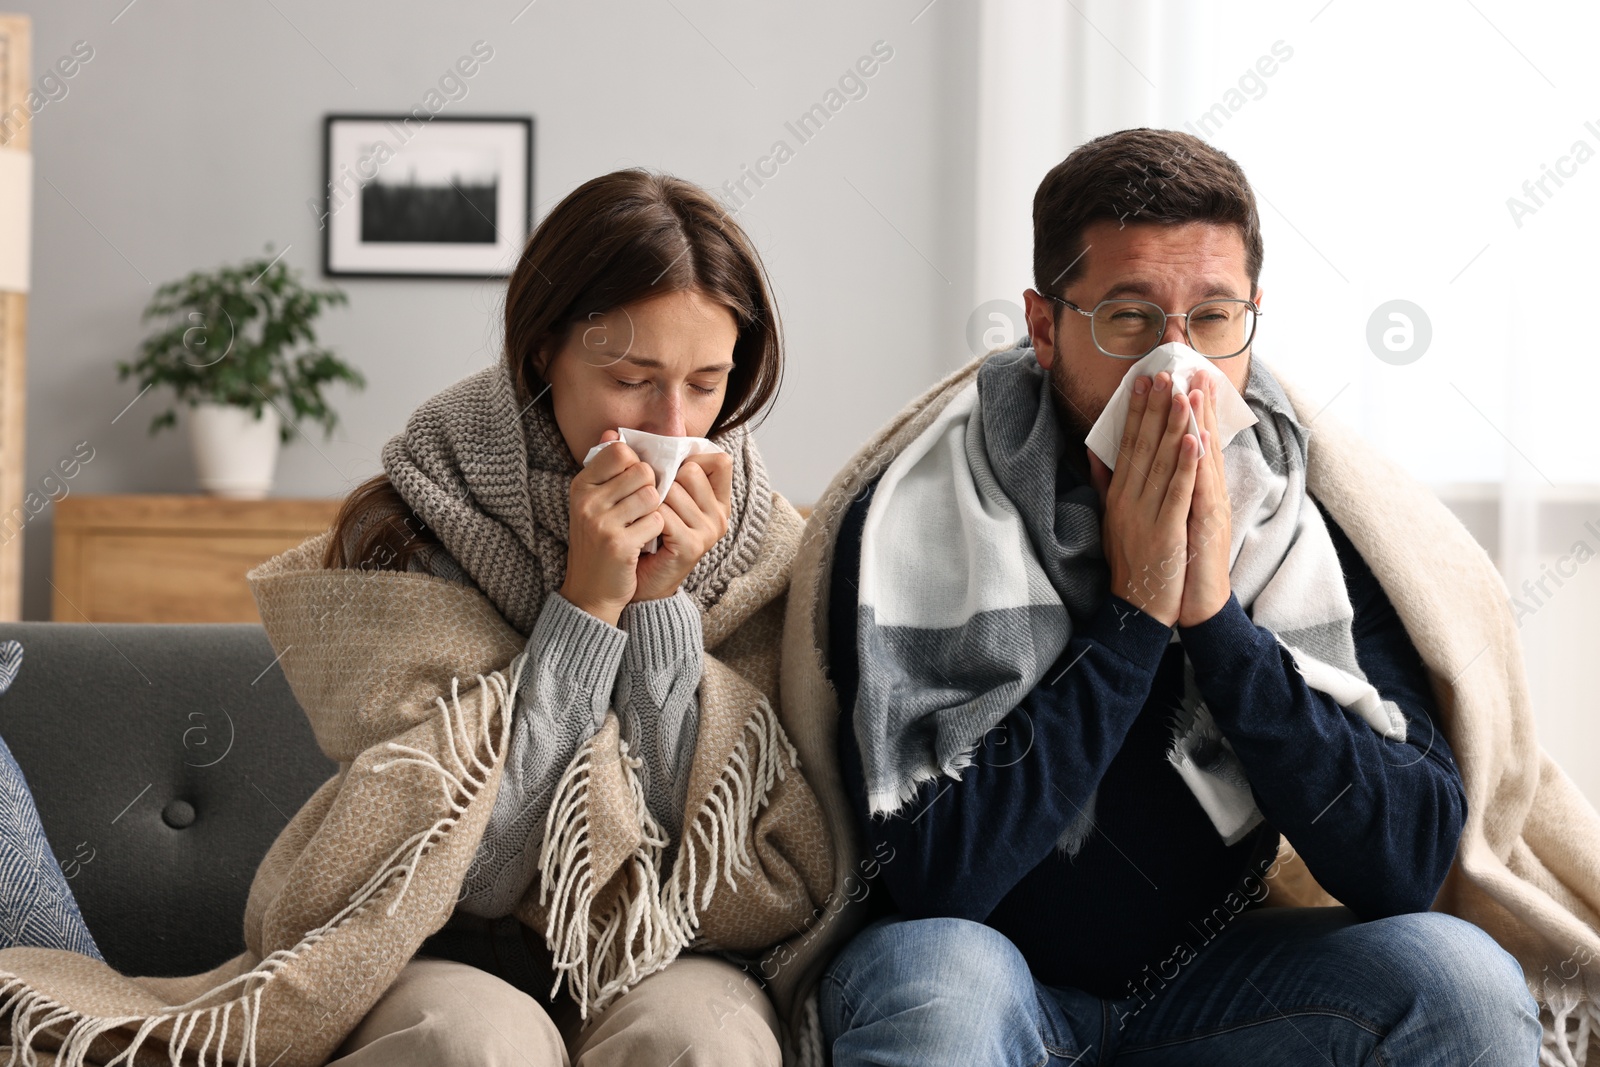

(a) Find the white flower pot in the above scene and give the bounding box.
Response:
[188,401,282,499]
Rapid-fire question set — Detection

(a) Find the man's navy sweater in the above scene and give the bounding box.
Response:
[829,475,1467,1000]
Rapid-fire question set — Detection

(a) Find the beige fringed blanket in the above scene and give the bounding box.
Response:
[780,351,1600,1066]
[1271,370,1600,1066]
[0,492,835,1065]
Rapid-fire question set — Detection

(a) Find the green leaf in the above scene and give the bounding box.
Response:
[125,245,362,440]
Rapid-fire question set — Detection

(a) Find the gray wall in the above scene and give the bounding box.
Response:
[10,0,978,620]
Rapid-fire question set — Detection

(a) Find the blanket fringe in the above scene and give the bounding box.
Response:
[0,653,526,1067]
[1540,983,1599,1067]
[537,694,799,1019]
[794,987,824,1067]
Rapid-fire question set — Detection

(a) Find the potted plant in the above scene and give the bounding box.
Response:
[118,246,365,499]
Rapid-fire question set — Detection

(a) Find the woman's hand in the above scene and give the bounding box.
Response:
[559,430,666,626]
[631,449,733,603]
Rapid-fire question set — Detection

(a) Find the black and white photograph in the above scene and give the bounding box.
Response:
[324,114,531,277]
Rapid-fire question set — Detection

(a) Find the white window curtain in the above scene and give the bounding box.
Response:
[972,0,1600,807]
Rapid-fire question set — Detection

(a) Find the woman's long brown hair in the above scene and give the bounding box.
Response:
[323,169,785,573]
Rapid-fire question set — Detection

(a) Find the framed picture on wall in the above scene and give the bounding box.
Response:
[321,114,533,279]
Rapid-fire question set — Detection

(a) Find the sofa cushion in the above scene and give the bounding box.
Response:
[0,623,336,977]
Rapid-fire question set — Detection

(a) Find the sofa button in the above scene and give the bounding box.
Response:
[162,799,196,829]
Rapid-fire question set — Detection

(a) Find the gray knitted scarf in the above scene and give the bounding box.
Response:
[852,339,1408,857]
[378,360,773,637]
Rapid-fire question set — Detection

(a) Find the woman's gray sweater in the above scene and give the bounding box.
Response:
[410,542,703,919]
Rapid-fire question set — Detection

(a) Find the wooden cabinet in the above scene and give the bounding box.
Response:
[52,495,342,623]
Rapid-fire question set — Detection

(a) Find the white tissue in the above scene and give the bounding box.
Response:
[581,427,725,553]
[1083,341,1257,472]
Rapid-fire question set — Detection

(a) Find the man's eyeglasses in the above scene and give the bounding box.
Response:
[1044,293,1262,360]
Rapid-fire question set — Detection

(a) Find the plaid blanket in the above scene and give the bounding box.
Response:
[850,342,1407,855]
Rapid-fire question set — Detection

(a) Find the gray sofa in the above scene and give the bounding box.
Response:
[0,622,337,977]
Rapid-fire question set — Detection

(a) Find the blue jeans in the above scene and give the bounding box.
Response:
[820,908,1541,1066]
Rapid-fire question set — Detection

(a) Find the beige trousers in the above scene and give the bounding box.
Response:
[325,952,783,1066]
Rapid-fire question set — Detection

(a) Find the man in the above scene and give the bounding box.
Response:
[815,128,1543,1064]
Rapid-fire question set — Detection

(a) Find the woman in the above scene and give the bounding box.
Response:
[319,167,825,1065]
[0,170,839,1067]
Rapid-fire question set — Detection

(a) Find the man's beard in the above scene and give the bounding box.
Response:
[1045,357,1099,485]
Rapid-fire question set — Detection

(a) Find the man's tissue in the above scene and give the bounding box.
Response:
[1083,341,1258,472]
[581,427,725,553]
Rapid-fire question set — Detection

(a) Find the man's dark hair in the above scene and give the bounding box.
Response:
[1032,128,1263,307]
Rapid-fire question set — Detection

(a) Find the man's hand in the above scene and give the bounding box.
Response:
[1176,370,1233,627]
[1086,370,1199,628]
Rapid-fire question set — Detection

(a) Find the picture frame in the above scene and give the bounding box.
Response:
[321,114,533,280]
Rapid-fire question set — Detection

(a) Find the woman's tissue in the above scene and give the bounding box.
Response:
[582,427,724,553]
